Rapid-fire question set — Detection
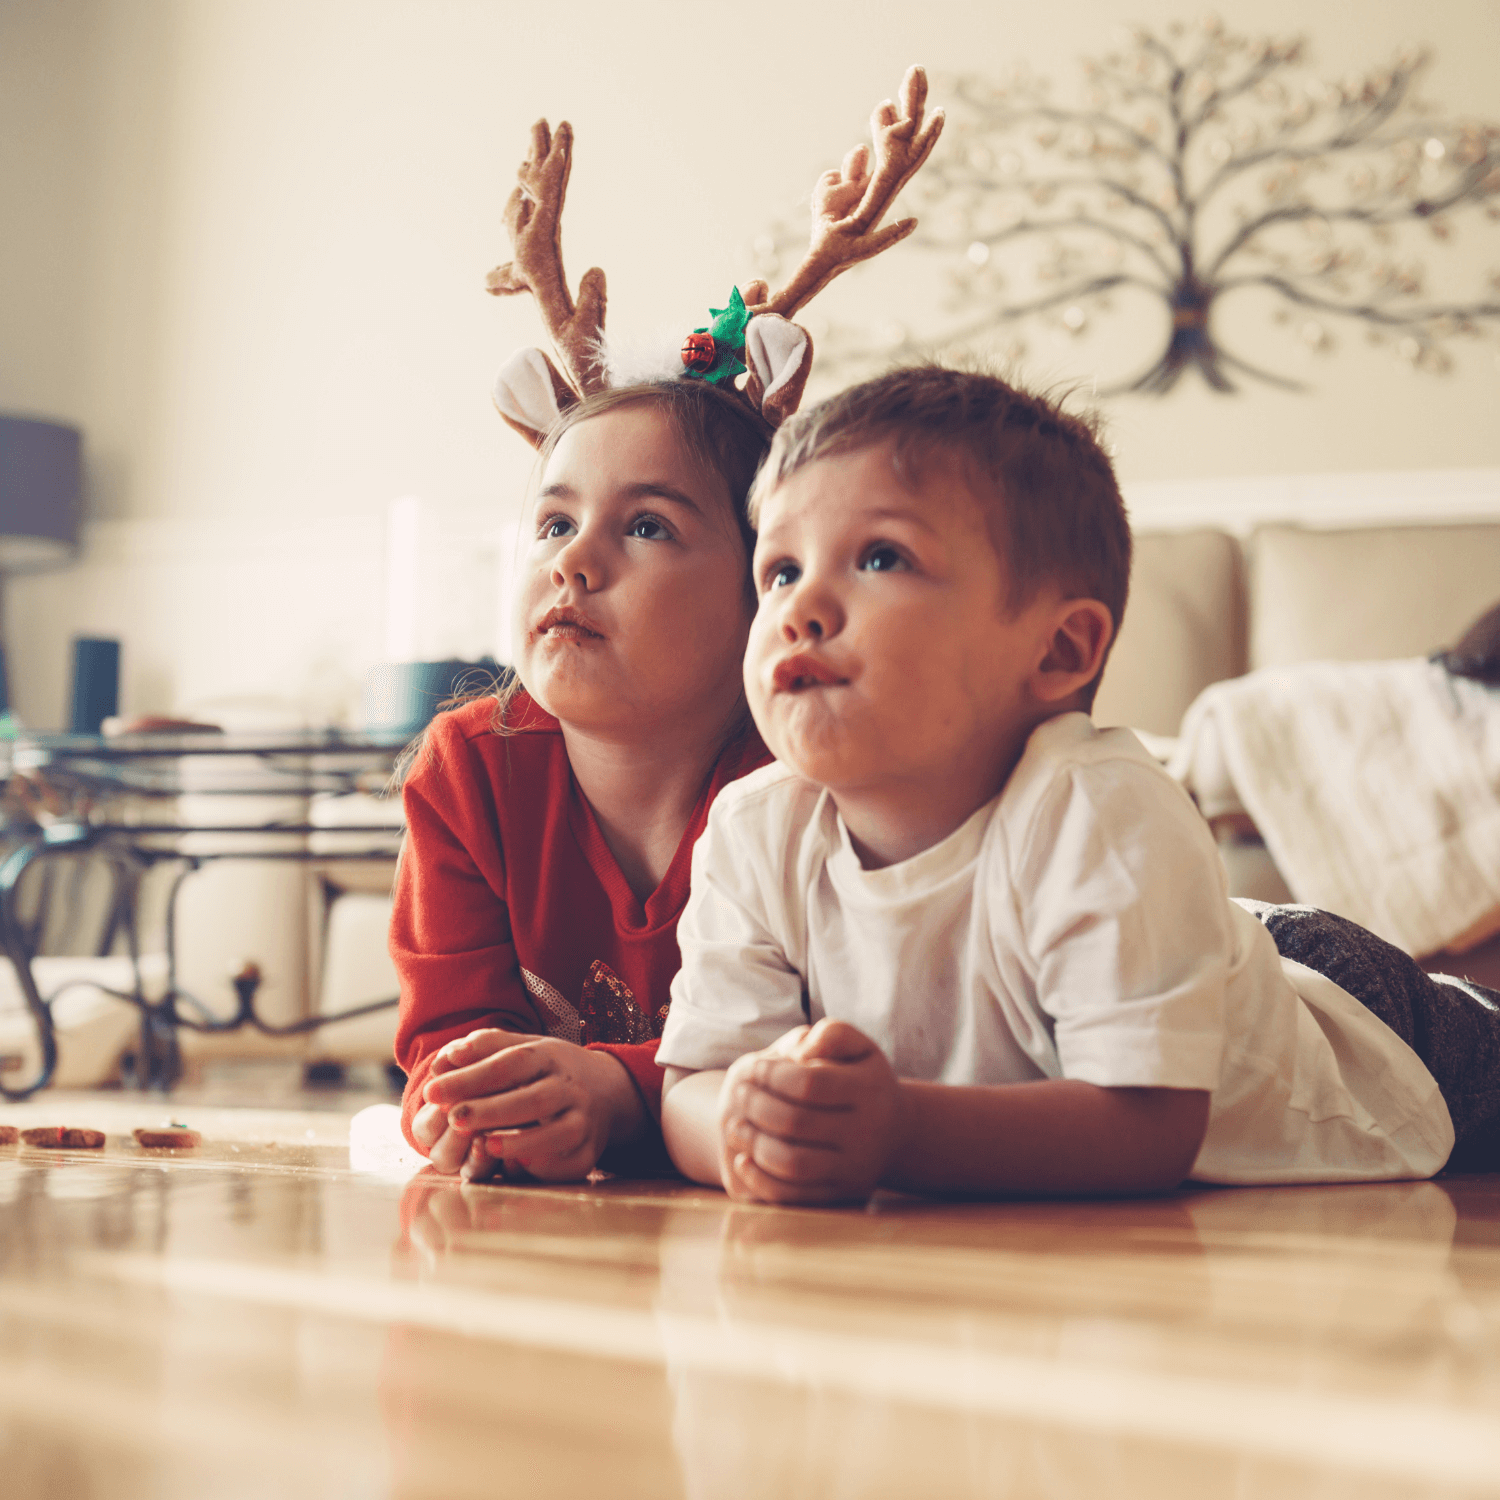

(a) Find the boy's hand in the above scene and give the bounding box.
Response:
[416,1027,643,1182]
[718,1018,903,1206]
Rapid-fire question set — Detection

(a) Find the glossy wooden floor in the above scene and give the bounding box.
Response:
[2,1093,1498,1499]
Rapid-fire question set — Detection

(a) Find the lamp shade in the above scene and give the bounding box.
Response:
[0,415,80,571]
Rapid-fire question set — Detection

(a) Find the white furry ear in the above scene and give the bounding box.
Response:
[492,348,566,448]
[746,318,808,399]
[745,315,812,426]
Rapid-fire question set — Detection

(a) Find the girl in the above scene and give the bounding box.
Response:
[393,70,943,1180]
[391,380,773,1181]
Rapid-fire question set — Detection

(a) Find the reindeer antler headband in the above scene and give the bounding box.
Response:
[487,66,945,446]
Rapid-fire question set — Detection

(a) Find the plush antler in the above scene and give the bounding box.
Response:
[752,66,945,321]
[485,119,608,398]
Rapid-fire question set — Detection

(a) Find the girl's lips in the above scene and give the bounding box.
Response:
[537,605,605,640]
[772,654,847,692]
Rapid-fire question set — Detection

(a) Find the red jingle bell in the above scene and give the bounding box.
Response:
[681,331,717,373]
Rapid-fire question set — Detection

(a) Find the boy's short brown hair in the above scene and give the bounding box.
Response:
[749,366,1132,705]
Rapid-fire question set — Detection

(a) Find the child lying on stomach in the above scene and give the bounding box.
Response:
[657,365,1500,1204]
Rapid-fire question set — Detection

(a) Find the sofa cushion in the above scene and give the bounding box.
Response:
[1248,522,1500,670]
[1092,529,1246,735]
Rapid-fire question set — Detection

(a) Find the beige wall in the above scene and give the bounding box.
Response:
[3,0,1498,726]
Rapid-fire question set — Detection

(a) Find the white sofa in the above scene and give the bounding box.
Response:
[1094,513,1500,986]
[1095,518,1500,738]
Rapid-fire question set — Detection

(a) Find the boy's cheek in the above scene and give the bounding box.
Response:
[741,636,774,715]
[741,671,782,750]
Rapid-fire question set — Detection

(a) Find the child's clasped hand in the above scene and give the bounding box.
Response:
[717,1018,904,1205]
[413,1027,640,1182]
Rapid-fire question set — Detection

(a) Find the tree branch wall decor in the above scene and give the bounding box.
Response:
[752,20,1500,394]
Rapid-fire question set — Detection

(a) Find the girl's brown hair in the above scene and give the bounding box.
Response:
[536,379,771,562]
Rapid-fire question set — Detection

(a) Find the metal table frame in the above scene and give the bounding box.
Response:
[1,730,412,1100]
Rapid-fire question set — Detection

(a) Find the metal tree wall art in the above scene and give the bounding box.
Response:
[752,20,1500,394]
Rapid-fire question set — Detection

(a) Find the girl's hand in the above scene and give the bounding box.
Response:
[718,1019,903,1206]
[411,1026,543,1181]
[421,1028,646,1182]
[411,1097,495,1180]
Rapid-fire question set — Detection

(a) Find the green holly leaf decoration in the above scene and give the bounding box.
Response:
[686,286,752,385]
[700,350,747,385]
[706,287,752,348]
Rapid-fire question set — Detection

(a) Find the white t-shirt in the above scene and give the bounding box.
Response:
[658,714,1455,1184]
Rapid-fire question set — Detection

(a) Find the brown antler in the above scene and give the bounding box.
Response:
[756,66,945,321]
[485,119,608,397]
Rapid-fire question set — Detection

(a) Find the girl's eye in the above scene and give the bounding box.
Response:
[860,544,908,574]
[539,515,575,541]
[628,515,672,542]
[765,561,801,591]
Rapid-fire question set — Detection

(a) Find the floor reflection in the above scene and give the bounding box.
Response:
[0,1106,1497,1500]
[387,1170,1500,1500]
[649,1182,1489,1500]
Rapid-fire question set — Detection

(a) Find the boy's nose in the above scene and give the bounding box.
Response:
[786,618,834,642]
[783,614,824,640]
[779,584,840,643]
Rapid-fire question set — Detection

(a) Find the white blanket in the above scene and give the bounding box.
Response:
[1169,659,1500,959]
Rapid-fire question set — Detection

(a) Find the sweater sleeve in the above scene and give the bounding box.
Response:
[587,1039,665,1115]
[390,718,546,1152]
[587,1039,675,1174]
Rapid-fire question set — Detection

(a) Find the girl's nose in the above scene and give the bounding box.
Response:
[551,534,600,592]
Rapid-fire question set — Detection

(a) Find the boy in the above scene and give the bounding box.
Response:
[656,366,1500,1204]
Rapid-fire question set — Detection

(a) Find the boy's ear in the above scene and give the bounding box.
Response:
[1034,599,1114,703]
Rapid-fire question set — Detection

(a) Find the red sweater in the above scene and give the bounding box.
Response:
[390,692,770,1158]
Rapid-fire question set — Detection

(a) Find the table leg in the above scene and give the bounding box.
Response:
[0,837,59,1100]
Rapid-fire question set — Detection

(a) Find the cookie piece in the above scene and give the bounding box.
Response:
[133,1126,202,1149]
[0,1125,18,1146]
[21,1126,106,1148]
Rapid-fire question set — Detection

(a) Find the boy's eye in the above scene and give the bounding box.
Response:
[628,514,672,542]
[859,544,908,573]
[765,561,801,591]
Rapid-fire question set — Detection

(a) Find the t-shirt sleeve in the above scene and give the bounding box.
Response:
[390,720,546,1150]
[1015,758,1232,1091]
[656,786,809,1073]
